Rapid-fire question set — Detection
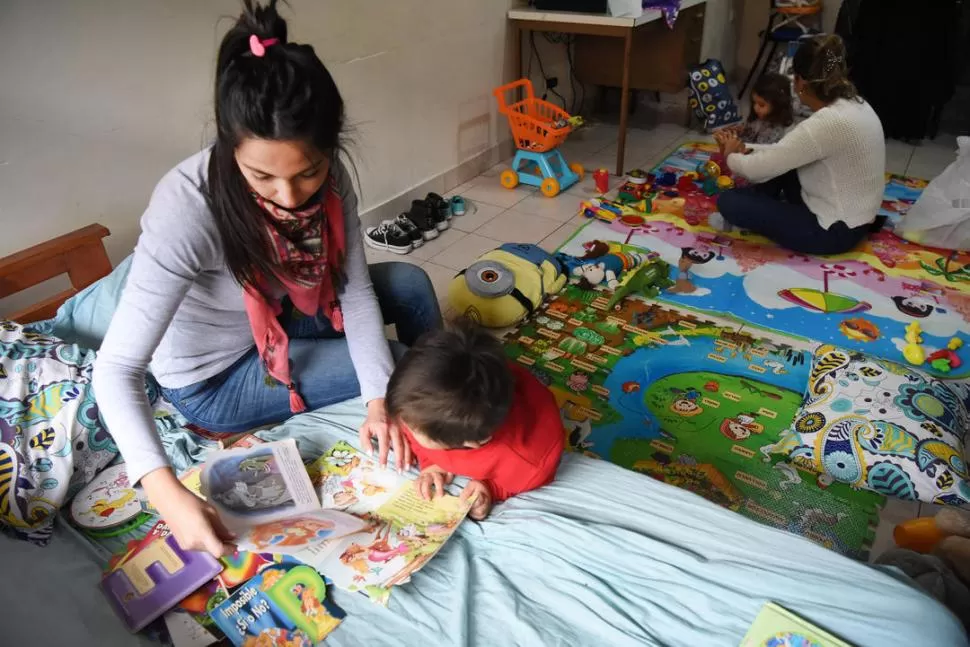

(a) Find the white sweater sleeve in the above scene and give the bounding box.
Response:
[727,119,826,184]
[93,175,217,485]
[333,162,395,402]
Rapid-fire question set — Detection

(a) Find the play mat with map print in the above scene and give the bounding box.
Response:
[501,143,970,559]
[503,288,884,559]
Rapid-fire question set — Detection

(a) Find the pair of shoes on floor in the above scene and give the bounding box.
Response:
[364,193,456,255]
[365,214,425,255]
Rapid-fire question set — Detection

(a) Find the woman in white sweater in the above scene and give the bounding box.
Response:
[713,35,886,255]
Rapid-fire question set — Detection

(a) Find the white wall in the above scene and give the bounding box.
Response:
[0,0,515,285]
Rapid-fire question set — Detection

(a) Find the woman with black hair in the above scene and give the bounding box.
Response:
[712,35,886,256]
[94,1,441,556]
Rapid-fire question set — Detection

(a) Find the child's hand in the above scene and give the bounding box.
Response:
[414,466,454,500]
[461,480,493,520]
[721,133,748,157]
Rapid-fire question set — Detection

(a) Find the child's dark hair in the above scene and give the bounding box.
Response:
[750,73,794,127]
[385,320,514,449]
[792,34,860,104]
[204,0,348,293]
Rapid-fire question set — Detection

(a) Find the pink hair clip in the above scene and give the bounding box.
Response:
[249,34,279,57]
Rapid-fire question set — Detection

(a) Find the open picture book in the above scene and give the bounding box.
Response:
[305,440,472,604]
[200,439,366,555]
[203,438,472,604]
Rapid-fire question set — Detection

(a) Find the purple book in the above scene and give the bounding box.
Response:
[101,534,223,633]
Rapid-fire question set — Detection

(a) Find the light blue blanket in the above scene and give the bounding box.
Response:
[3,400,966,647]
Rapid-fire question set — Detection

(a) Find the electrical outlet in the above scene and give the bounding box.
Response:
[546,76,559,90]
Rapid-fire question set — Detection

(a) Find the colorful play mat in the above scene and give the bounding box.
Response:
[502,142,970,560]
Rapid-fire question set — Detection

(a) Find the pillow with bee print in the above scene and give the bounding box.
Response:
[767,344,970,505]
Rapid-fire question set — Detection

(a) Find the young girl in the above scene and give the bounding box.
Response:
[93,0,442,557]
[739,72,794,145]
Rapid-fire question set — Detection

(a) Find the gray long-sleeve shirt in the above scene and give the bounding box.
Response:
[93,149,393,484]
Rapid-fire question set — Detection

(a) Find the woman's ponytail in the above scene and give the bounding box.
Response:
[792,34,860,104]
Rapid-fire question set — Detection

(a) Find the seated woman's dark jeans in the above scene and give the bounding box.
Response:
[717,170,870,255]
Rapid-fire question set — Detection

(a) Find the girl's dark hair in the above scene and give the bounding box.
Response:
[750,73,794,127]
[792,34,860,104]
[385,319,514,449]
[205,0,346,292]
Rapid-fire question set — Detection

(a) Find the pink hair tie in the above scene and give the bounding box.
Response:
[249,34,279,57]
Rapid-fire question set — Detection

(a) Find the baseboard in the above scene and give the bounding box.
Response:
[359,139,515,228]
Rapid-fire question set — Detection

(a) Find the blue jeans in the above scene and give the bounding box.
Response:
[717,170,870,255]
[162,262,441,432]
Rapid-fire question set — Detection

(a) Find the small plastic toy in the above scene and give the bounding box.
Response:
[494,79,584,198]
[593,168,610,194]
[927,349,962,373]
[716,175,734,190]
[626,169,649,185]
[903,344,926,366]
[652,193,686,218]
[905,322,923,344]
[949,337,963,350]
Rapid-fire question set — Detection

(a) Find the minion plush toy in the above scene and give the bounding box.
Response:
[449,243,569,328]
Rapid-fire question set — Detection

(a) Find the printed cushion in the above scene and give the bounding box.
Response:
[0,321,185,545]
[687,59,742,132]
[775,345,970,505]
[0,321,119,543]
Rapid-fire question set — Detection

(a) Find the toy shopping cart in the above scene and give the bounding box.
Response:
[493,79,584,198]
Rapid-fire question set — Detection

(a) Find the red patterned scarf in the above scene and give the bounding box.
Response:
[242,179,346,413]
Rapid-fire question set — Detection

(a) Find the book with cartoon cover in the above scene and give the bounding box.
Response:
[740,602,853,647]
[200,439,366,555]
[298,441,471,603]
[209,562,345,647]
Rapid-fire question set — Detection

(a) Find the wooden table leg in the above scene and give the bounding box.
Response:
[616,28,633,177]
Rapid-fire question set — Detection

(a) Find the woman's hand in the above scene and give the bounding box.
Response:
[461,480,493,520]
[721,132,749,157]
[358,397,412,472]
[142,468,235,558]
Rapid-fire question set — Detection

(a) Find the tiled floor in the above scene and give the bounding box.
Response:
[365,122,963,560]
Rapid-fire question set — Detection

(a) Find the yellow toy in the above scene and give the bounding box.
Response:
[903,322,926,365]
[449,244,568,328]
[652,195,686,217]
[949,338,963,350]
[905,322,923,344]
[903,344,926,366]
[716,175,734,190]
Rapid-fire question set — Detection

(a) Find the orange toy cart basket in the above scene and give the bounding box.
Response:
[493,79,574,153]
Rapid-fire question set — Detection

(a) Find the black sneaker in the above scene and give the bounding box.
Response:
[408,199,441,240]
[365,221,413,255]
[394,213,424,248]
[425,193,451,230]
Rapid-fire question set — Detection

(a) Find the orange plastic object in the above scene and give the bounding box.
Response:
[893,517,949,553]
[570,162,586,182]
[500,169,519,189]
[540,176,561,198]
[652,196,686,218]
[494,79,573,153]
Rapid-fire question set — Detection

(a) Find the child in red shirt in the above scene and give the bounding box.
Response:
[385,322,564,520]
